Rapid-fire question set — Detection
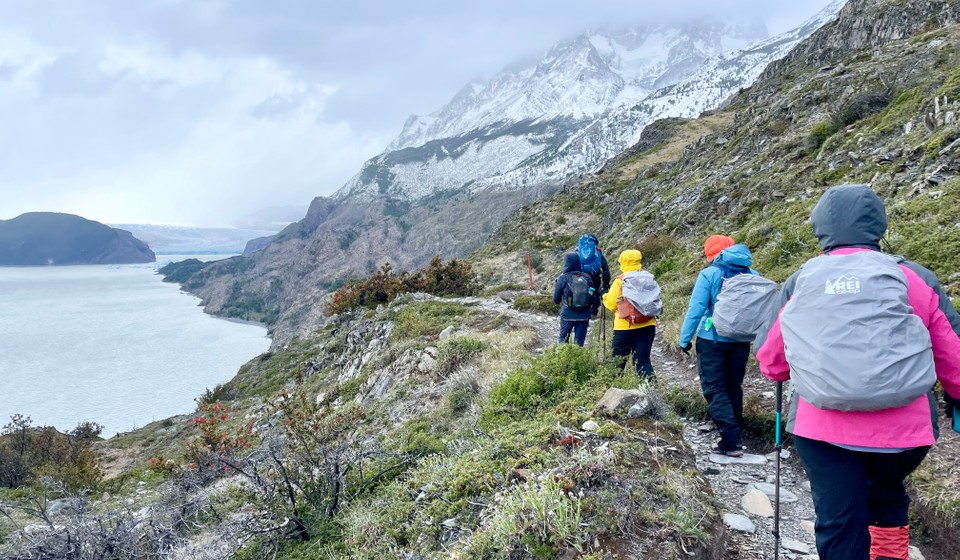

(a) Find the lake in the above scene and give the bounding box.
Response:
[0,256,270,437]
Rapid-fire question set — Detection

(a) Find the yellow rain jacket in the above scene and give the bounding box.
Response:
[602,249,657,331]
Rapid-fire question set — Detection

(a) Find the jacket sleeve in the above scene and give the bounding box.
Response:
[902,261,960,400]
[553,275,566,305]
[679,270,712,347]
[756,272,798,382]
[602,277,621,311]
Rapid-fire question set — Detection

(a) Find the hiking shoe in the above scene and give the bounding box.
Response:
[712,445,743,458]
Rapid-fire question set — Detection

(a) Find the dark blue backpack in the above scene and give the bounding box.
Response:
[565,272,593,309]
[577,235,601,276]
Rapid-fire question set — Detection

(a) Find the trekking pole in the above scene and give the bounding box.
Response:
[773,380,783,560]
[600,305,607,359]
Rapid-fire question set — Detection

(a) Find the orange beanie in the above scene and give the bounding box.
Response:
[704,235,735,262]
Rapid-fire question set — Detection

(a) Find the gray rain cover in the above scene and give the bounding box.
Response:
[621,271,662,318]
[713,274,780,342]
[780,251,936,411]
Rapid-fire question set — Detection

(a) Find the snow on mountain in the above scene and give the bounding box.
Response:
[338,3,845,202]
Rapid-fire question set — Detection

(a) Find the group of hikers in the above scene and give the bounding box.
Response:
[552,184,960,560]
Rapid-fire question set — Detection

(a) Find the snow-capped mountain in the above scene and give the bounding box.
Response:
[337,2,844,202]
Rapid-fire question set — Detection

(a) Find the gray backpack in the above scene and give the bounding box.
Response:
[779,251,935,412]
[713,274,780,342]
[621,271,663,318]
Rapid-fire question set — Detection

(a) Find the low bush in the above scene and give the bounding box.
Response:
[487,345,598,418]
[805,119,839,151]
[435,337,487,377]
[0,415,103,491]
[326,257,480,315]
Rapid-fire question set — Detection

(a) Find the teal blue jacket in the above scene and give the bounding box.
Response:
[679,244,758,346]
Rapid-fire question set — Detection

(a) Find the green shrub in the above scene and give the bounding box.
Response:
[487,345,597,417]
[651,257,678,277]
[435,337,487,377]
[512,294,560,315]
[805,120,839,151]
[389,301,474,341]
[637,234,678,263]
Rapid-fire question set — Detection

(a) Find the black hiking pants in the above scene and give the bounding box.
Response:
[695,338,750,452]
[612,325,655,380]
[794,436,929,560]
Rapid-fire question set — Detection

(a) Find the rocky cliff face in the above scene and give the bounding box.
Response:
[0,213,155,265]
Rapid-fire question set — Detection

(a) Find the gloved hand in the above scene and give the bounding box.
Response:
[679,342,692,356]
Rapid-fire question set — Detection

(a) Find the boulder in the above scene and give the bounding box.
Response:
[595,388,644,417]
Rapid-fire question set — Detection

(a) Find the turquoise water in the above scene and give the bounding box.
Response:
[0,256,270,437]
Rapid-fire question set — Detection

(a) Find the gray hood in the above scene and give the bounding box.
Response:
[811,184,887,251]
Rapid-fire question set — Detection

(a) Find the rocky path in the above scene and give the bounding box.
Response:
[471,294,928,560]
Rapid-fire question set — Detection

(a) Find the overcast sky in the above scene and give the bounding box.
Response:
[0,0,838,227]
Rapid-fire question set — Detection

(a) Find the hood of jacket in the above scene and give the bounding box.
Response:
[563,252,582,273]
[713,244,753,269]
[618,250,643,273]
[811,184,886,251]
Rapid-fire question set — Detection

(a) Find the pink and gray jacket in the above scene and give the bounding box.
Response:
[756,185,960,448]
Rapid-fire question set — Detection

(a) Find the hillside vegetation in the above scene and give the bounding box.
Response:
[3,1,960,559]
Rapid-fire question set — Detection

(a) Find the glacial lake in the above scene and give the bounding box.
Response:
[0,256,271,437]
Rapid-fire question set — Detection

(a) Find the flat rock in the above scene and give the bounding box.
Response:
[781,539,811,554]
[800,520,816,537]
[595,388,643,417]
[709,453,768,465]
[766,449,791,460]
[582,420,599,431]
[741,489,773,517]
[801,481,812,492]
[723,513,756,533]
[748,482,799,503]
[438,326,456,340]
[910,546,925,560]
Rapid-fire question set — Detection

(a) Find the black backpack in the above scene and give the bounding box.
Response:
[565,273,592,309]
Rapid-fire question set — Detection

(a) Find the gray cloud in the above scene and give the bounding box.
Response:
[0,0,838,226]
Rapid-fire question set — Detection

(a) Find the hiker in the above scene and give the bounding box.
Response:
[679,236,760,457]
[756,184,960,560]
[577,234,611,316]
[602,249,657,379]
[553,251,594,346]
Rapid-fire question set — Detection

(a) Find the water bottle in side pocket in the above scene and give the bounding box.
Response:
[954,404,960,433]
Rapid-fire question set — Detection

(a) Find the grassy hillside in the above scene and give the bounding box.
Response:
[4,2,960,559]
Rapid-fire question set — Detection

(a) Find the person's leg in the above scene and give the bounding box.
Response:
[631,325,656,380]
[611,330,630,371]
[558,319,573,344]
[864,446,930,559]
[794,436,871,559]
[572,320,589,346]
[724,342,751,428]
[696,338,741,451]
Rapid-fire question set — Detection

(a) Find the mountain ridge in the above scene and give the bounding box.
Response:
[0,212,155,265]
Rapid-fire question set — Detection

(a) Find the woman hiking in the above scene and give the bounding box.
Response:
[756,184,960,560]
[602,249,656,379]
[679,236,760,457]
